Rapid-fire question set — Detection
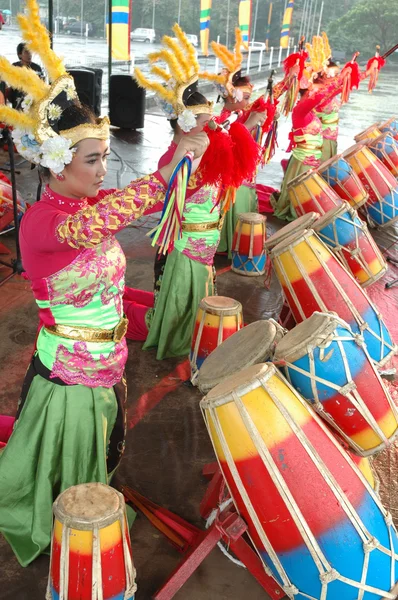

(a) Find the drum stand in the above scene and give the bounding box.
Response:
[121,464,285,600]
[0,127,23,286]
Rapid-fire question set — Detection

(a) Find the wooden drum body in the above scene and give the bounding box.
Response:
[190,296,243,380]
[201,363,398,600]
[354,123,382,143]
[231,212,267,276]
[274,312,398,455]
[367,132,398,178]
[270,229,396,366]
[378,117,398,141]
[313,202,387,287]
[318,154,368,209]
[47,483,136,600]
[287,170,343,217]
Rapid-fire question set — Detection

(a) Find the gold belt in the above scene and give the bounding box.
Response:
[182,220,221,232]
[45,317,129,344]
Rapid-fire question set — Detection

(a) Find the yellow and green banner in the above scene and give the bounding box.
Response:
[280,0,294,48]
[239,0,251,47]
[106,0,131,61]
[200,0,212,56]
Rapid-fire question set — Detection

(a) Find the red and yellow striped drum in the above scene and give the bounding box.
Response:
[231,212,267,276]
[367,132,398,178]
[354,123,382,143]
[200,363,398,600]
[190,296,243,382]
[47,483,136,600]
[378,117,398,141]
[287,170,343,217]
[270,229,396,366]
[313,202,387,287]
[343,142,398,228]
[318,154,368,209]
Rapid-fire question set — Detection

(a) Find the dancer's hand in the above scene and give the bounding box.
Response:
[245,111,267,131]
[175,132,210,161]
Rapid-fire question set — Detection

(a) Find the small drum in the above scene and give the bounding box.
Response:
[318,154,368,209]
[287,170,343,217]
[231,212,266,276]
[343,142,398,228]
[313,202,387,287]
[378,116,398,140]
[190,296,243,381]
[201,363,398,600]
[274,312,398,455]
[197,319,286,394]
[270,229,397,366]
[354,122,382,142]
[264,212,319,253]
[367,132,398,177]
[47,483,136,600]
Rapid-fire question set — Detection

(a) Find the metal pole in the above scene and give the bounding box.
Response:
[215,35,220,72]
[246,46,252,74]
[80,0,83,37]
[253,0,259,42]
[177,0,181,25]
[226,0,230,46]
[277,45,282,67]
[305,0,313,41]
[317,1,324,36]
[108,0,112,113]
[299,0,308,40]
[265,1,272,51]
[269,46,273,68]
[310,0,319,38]
[258,48,263,72]
[48,0,53,47]
[152,0,155,29]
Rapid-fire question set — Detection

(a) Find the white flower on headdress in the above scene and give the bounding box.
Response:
[177,109,197,133]
[156,96,177,120]
[12,128,41,164]
[234,88,243,102]
[47,103,63,122]
[21,95,33,113]
[65,81,76,101]
[40,136,74,174]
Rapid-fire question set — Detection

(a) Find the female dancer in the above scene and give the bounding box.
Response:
[0,3,208,566]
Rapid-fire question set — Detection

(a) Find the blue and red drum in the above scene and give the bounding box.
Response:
[274,312,398,455]
[367,132,398,178]
[378,117,398,141]
[318,154,368,209]
[313,202,387,287]
[287,170,343,217]
[343,143,398,228]
[231,212,267,276]
[47,483,136,600]
[354,122,383,143]
[269,229,397,366]
[201,362,398,600]
[190,296,243,382]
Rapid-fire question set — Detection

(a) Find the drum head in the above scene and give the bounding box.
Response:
[342,142,367,160]
[200,296,242,316]
[198,320,284,394]
[274,311,347,363]
[264,213,319,251]
[201,362,273,406]
[237,212,266,224]
[354,124,381,142]
[313,201,353,231]
[287,168,318,189]
[54,482,121,525]
[318,153,345,172]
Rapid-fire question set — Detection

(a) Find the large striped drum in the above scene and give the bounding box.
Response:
[318,154,368,209]
[378,117,398,140]
[287,170,342,217]
[47,483,136,600]
[264,212,319,253]
[201,363,398,600]
[367,132,398,178]
[354,123,382,142]
[313,202,387,287]
[343,143,398,228]
[274,312,398,455]
[231,212,267,276]
[270,229,396,366]
[190,296,243,382]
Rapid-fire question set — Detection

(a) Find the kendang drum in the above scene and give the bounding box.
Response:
[354,122,382,142]
[378,116,398,140]
[367,132,398,178]
[274,312,398,455]
[231,212,267,276]
[270,229,397,366]
[287,170,343,217]
[197,319,286,394]
[47,483,136,600]
[190,296,243,382]
[313,202,387,287]
[264,212,319,253]
[343,142,398,228]
[201,363,398,600]
[318,154,368,209]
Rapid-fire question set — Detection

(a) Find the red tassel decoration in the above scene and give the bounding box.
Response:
[199,125,235,188]
[366,51,386,93]
[341,61,361,103]
[228,121,262,188]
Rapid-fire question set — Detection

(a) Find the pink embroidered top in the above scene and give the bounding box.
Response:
[157,142,220,265]
[315,95,342,141]
[20,174,166,388]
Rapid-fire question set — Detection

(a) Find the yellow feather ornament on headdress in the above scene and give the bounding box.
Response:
[305,32,333,77]
[134,23,213,118]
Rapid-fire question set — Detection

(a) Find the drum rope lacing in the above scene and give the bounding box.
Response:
[369,135,398,175]
[232,217,267,275]
[320,159,367,209]
[202,366,398,599]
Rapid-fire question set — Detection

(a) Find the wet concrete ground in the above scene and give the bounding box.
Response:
[0,70,397,599]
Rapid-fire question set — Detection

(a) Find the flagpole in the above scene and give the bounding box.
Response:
[226,0,230,46]
[265,1,272,51]
[317,1,324,36]
[310,0,319,37]
[298,0,306,40]
[253,0,259,41]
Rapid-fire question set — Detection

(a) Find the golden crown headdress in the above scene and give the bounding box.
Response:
[305,32,332,76]
[200,28,253,98]
[134,24,212,130]
[0,0,109,173]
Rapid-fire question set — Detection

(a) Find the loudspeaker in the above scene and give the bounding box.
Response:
[67,68,103,116]
[109,75,146,129]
